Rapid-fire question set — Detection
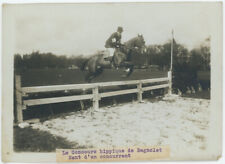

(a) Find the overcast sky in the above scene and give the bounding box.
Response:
[12,2,219,56]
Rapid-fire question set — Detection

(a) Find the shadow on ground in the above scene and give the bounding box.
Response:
[182,90,210,99]
[14,127,86,152]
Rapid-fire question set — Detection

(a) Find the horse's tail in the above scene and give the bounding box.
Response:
[80,59,89,71]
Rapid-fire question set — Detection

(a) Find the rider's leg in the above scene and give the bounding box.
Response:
[107,48,118,69]
[108,48,114,57]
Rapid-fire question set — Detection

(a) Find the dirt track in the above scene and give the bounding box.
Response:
[31,95,210,158]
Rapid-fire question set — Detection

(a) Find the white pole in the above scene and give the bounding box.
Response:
[169,29,174,94]
[170,29,174,71]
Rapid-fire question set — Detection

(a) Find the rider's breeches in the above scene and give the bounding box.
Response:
[106,48,115,57]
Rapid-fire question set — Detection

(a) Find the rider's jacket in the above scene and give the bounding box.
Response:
[105,32,122,48]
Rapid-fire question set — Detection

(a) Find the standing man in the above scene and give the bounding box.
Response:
[105,26,123,57]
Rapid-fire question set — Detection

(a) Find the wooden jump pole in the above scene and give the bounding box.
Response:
[137,82,143,102]
[17,77,170,122]
[92,86,99,110]
[80,89,86,110]
[15,75,23,123]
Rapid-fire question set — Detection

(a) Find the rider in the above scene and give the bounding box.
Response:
[105,26,123,57]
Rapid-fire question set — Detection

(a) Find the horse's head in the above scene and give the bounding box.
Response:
[137,34,146,47]
[136,34,146,54]
[122,34,147,55]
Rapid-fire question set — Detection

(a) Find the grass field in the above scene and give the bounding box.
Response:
[19,68,168,87]
[197,71,210,81]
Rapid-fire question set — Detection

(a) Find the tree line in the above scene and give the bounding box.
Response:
[14,52,87,72]
[146,38,210,71]
[14,38,210,72]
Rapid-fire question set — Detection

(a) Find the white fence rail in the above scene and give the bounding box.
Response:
[15,71,172,123]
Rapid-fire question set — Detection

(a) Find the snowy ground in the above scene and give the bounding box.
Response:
[31,95,210,158]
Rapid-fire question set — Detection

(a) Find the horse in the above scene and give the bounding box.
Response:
[80,50,111,82]
[80,35,146,82]
[112,34,146,76]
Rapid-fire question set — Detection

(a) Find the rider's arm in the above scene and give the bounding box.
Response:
[116,33,122,44]
[109,32,117,43]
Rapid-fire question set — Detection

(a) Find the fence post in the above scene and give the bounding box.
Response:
[137,82,143,102]
[80,89,85,110]
[168,71,172,95]
[15,75,23,123]
[92,86,99,110]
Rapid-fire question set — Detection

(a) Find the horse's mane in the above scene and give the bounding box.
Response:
[124,36,138,46]
[124,35,144,48]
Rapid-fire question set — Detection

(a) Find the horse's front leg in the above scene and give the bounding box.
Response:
[123,61,134,77]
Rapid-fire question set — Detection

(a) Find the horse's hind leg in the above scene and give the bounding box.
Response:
[87,70,102,83]
[87,75,94,83]
[85,66,104,83]
[85,72,93,83]
[96,67,103,75]
[91,67,103,81]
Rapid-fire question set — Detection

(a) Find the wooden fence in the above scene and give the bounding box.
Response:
[15,71,172,123]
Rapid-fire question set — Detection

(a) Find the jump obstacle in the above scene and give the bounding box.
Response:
[15,71,172,123]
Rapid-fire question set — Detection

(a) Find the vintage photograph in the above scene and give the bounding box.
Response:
[2,2,223,162]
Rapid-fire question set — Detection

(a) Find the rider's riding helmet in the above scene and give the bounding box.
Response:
[117,26,123,33]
